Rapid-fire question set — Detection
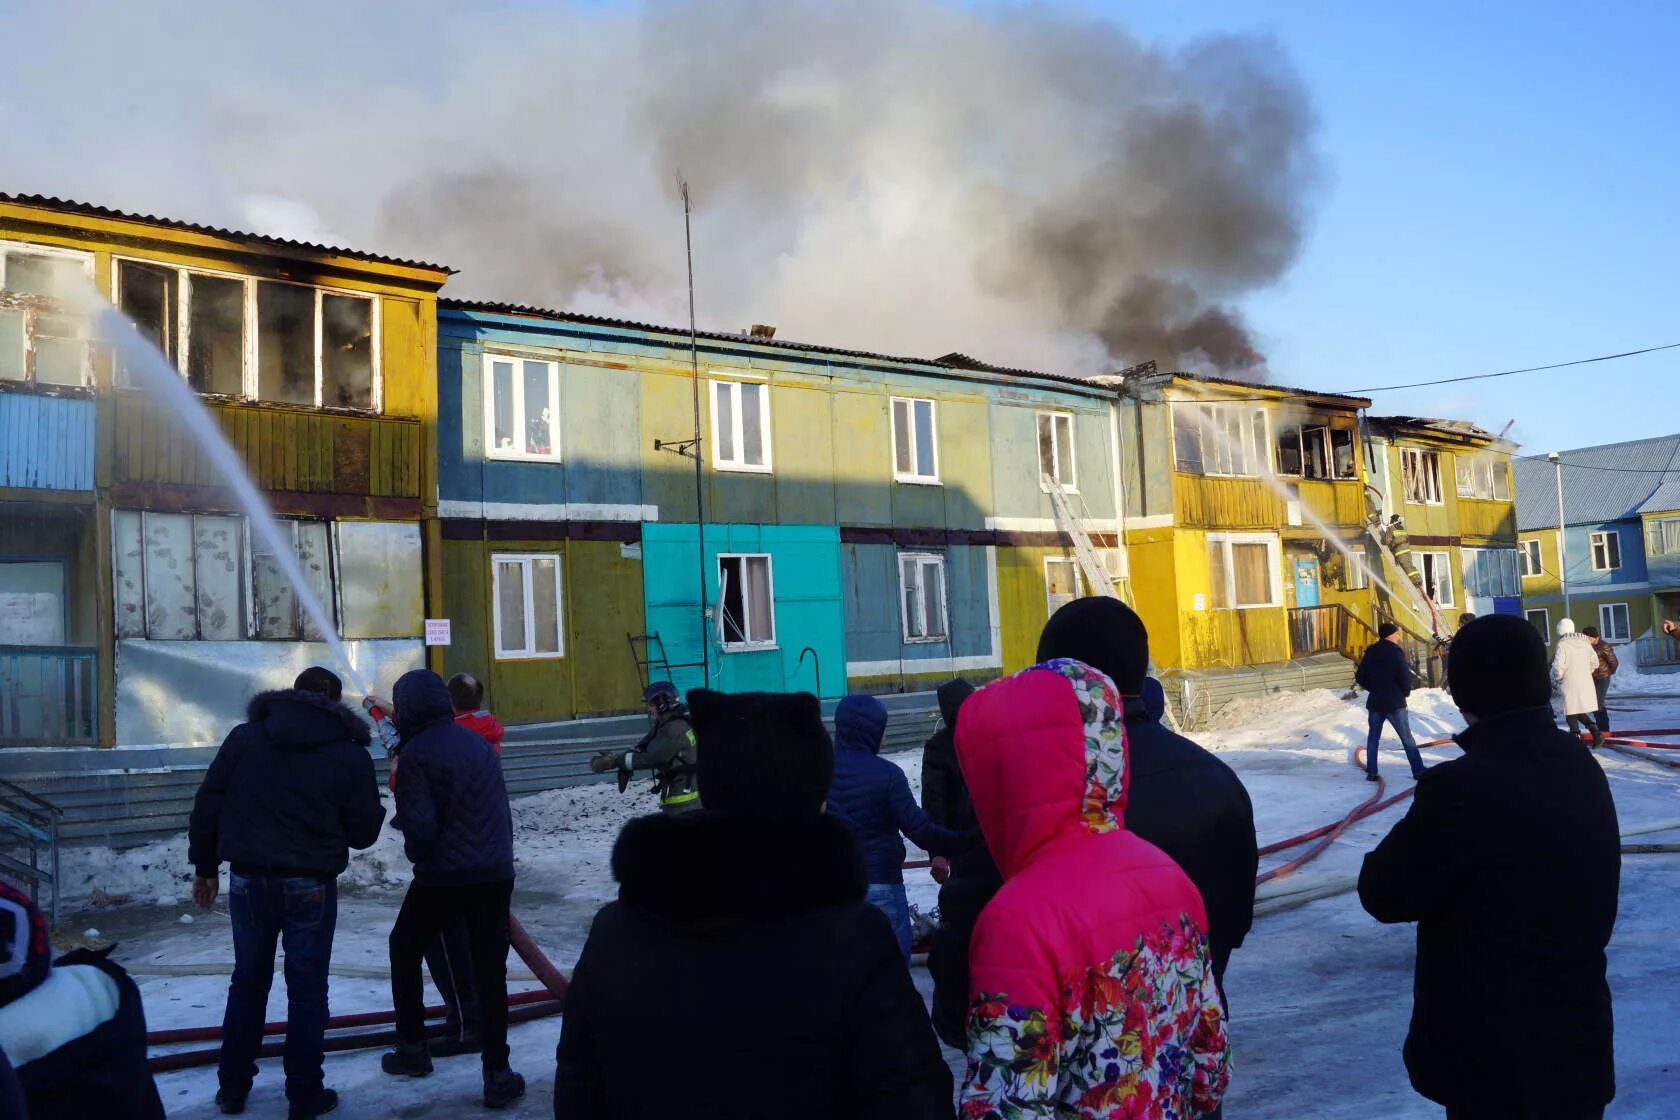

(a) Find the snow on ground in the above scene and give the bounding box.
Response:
[63,688,1680,1118]
[1610,662,1680,696]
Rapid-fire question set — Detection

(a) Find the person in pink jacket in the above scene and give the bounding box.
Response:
[956,658,1230,1119]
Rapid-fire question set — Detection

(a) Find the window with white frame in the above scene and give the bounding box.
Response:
[1520,538,1543,577]
[1342,545,1372,591]
[1417,551,1454,606]
[113,258,378,408]
[711,379,772,472]
[492,554,564,659]
[1461,547,1521,599]
[1598,602,1631,644]
[484,354,561,461]
[1527,608,1550,643]
[1401,449,1443,505]
[1037,411,1077,491]
[1207,534,1280,609]
[1172,403,1269,478]
[0,241,94,386]
[1590,530,1622,571]
[1647,517,1680,556]
[1455,454,1512,501]
[891,397,939,483]
[718,554,775,647]
[898,553,948,641]
[1045,556,1080,617]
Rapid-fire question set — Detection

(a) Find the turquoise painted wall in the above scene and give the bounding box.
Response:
[642,522,845,700]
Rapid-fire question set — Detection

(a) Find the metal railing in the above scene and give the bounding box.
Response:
[1634,635,1680,669]
[0,777,63,926]
[0,645,97,745]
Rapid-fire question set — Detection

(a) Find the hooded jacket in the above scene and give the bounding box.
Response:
[826,694,963,884]
[919,679,975,829]
[1356,638,1415,712]
[957,660,1228,1118]
[1359,707,1619,1116]
[552,811,953,1119]
[1552,632,1600,717]
[391,671,514,885]
[188,689,386,880]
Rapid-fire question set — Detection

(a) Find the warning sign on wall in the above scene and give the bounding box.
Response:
[424,619,452,647]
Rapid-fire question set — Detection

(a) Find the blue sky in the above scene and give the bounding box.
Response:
[1085,0,1680,453]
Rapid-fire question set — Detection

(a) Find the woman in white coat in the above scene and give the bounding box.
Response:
[1552,618,1604,746]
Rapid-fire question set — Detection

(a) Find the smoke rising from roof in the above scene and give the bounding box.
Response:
[3,0,1319,379]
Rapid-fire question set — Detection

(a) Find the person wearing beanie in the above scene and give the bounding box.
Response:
[826,693,966,961]
[1552,617,1606,747]
[0,883,164,1120]
[1359,614,1620,1119]
[554,689,952,1119]
[187,665,386,1120]
[1356,621,1427,782]
[1030,599,1257,1003]
[1580,626,1620,733]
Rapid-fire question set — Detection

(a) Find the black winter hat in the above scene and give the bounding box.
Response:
[1378,622,1399,640]
[689,689,833,819]
[1448,614,1553,718]
[0,882,51,1007]
[1037,597,1150,695]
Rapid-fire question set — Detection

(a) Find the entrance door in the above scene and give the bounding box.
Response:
[1293,556,1321,608]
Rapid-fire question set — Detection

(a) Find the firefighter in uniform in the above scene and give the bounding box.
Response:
[590,681,700,814]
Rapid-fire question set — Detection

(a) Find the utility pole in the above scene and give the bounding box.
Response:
[1549,450,1570,620]
[682,180,710,683]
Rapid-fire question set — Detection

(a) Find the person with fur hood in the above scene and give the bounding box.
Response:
[957,658,1229,1118]
[1551,618,1605,747]
[187,666,386,1119]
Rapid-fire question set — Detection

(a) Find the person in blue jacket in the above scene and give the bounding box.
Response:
[824,693,965,961]
[1356,622,1426,782]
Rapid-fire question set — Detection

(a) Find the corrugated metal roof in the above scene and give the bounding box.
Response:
[441,299,1113,394]
[1108,366,1372,407]
[0,193,454,274]
[1513,434,1680,530]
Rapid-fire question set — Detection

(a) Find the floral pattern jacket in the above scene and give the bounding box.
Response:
[955,659,1229,1118]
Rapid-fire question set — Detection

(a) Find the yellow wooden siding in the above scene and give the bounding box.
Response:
[1459,499,1515,541]
[1173,476,1280,528]
[996,544,1074,672]
[1295,480,1367,528]
[1180,608,1291,668]
[1124,529,1181,668]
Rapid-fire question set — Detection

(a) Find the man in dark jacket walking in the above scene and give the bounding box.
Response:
[1581,625,1620,733]
[588,681,699,814]
[553,688,953,1119]
[379,670,525,1110]
[827,693,965,962]
[1359,614,1620,1119]
[188,666,386,1120]
[1356,621,1426,781]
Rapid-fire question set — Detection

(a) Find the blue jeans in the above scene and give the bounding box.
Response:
[220,874,337,1104]
[1367,709,1426,780]
[865,882,912,963]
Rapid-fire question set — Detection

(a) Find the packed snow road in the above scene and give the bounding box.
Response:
[69,687,1680,1118]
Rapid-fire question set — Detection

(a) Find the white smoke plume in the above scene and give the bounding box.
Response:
[3,0,1320,378]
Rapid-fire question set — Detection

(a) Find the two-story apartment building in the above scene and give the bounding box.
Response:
[1514,435,1680,658]
[0,194,450,749]
[434,302,1122,724]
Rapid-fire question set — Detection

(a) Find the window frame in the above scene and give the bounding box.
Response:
[890,396,940,485]
[1589,530,1622,572]
[0,240,96,387]
[1343,545,1371,591]
[1527,608,1550,644]
[1461,546,1521,600]
[249,518,338,641]
[1173,402,1270,479]
[1400,448,1444,505]
[490,552,566,661]
[1206,532,1282,610]
[482,353,563,463]
[1519,538,1543,578]
[897,551,950,643]
[1418,550,1455,607]
[1036,410,1078,493]
[709,378,774,474]
[1598,602,1631,644]
[1044,555,1081,617]
[109,255,382,411]
[716,552,777,649]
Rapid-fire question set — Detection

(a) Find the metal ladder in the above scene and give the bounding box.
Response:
[1045,476,1121,600]
[0,778,62,927]
[626,633,674,691]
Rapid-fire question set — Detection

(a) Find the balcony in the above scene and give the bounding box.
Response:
[0,646,96,745]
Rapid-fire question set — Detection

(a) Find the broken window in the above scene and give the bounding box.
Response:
[718,553,775,647]
[1331,429,1356,479]
[0,243,93,385]
[1401,449,1443,504]
[1418,551,1454,606]
[257,281,316,405]
[1302,427,1330,479]
[491,553,564,658]
[335,520,424,639]
[899,552,948,640]
[186,273,246,396]
[1037,411,1077,490]
[321,294,374,409]
[117,261,178,368]
[1275,426,1303,475]
[1455,454,1511,500]
[1173,409,1204,474]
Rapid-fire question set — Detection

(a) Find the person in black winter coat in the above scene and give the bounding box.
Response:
[1356,621,1426,781]
[0,883,164,1120]
[827,693,965,961]
[380,669,526,1110]
[553,688,953,1120]
[919,679,974,834]
[1359,614,1621,1119]
[187,666,385,1119]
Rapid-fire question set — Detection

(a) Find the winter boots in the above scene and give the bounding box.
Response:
[431,1030,483,1058]
[380,1042,434,1078]
[483,1069,527,1109]
[287,1088,339,1120]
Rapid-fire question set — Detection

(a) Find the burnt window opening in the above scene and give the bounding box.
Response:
[322,294,374,409]
[257,281,316,405]
[0,242,93,385]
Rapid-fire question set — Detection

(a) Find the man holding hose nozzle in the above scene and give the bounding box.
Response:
[589,681,700,814]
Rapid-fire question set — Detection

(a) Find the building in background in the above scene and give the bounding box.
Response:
[1514,435,1680,670]
[0,194,450,750]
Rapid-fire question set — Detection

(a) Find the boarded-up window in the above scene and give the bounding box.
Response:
[141,513,197,639]
[335,520,423,639]
[257,281,315,404]
[253,521,335,640]
[192,516,245,640]
[112,510,147,639]
[718,554,775,646]
[187,274,245,396]
[321,295,374,409]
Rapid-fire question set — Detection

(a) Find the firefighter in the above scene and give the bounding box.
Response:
[589,681,700,814]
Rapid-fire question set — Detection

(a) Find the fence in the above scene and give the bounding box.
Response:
[0,646,97,746]
[1634,635,1680,669]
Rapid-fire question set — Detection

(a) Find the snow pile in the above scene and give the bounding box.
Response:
[1610,662,1680,696]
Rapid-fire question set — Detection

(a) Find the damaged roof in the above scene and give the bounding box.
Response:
[443,299,1111,394]
[1368,415,1509,446]
[1514,434,1680,530]
[1110,365,1373,407]
[0,193,454,274]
